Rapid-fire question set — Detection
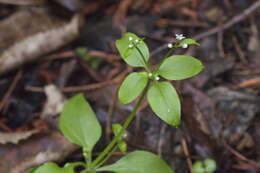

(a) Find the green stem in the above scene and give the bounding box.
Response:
[95,144,118,168]
[153,44,178,74]
[91,80,151,168]
[133,43,152,73]
[87,151,92,170]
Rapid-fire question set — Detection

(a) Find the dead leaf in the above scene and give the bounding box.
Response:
[0,8,82,75]
[0,130,39,144]
[41,84,67,119]
[0,131,79,173]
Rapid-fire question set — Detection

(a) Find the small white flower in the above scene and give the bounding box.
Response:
[182,43,188,48]
[156,76,160,80]
[123,132,127,138]
[148,73,152,77]
[168,43,173,48]
[167,109,170,113]
[129,36,133,41]
[129,44,133,48]
[175,34,185,40]
[135,39,139,43]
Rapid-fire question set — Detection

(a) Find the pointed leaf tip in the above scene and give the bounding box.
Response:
[59,93,102,150]
[148,82,181,127]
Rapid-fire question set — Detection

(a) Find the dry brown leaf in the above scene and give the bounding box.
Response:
[0,131,79,173]
[0,130,39,144]
[0,8,82,75]
[41,84,67,119]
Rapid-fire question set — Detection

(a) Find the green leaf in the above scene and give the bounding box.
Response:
[64,162,86,172]
[35,162,82,173]
[97,150,174,173]
[112,124,127,153]
[193,161,205,173]
[147,82,181,127]
[35,163,63,173]
[60,94,102,151]
[116,33,150,68]
[112,123,122,135]
[158,55,204,80]
[118,72,148,104]
[180,38,200,46]
[204,159,217,173]
[118,140,127,154]
[26,168,37,173]
[112,123,126,140]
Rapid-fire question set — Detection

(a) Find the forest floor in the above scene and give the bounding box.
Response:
[0,0,259,173]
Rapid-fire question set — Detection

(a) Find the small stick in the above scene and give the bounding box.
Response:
[26,80,118,93]
[195,1,260,40]
[167,19,209,28]
[233,77,260,89]
[0,118,12,132]
[47,50,120,63]
[217,23,225,57]
[150,1,260,56]
[232,35,248,65]
[0,70,23,112]
[181,137,194,173]
[224,143,259,168]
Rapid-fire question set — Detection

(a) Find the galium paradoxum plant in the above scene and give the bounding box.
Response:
[27,33,204,173]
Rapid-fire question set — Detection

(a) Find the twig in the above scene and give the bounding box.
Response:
[47,50,120,63]
[166,19,209,28]
[0,70,22,112]
[0,118,12,132]
[150,1,260,56]
[26,68,128,93]
[233,77,260,89]
[113,0,133,26]
[217,23,225,57]
[194,1,260,40]
[181,138,194,173]
[232,35,248,65]
[224,143,260,168]
[26,80,118,93]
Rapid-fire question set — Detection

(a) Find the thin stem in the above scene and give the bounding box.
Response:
[95,144,118,168]
[87,151,92,170]
[153,44,178,74]
[91,80,151,168]
[133,43,152,73]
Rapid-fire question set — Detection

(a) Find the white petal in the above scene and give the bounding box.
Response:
[182,43,188,48]
[129,36,133,41]
[129,44,133,48]
[168,43,173,48]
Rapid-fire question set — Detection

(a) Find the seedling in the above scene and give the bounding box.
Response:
[193,158,217,173]
[28,32,204,173]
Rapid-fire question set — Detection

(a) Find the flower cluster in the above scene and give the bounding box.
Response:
[168,34,188,49]
[148,73,160,81]
[128,36,140,48]
[175,34,185,40]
